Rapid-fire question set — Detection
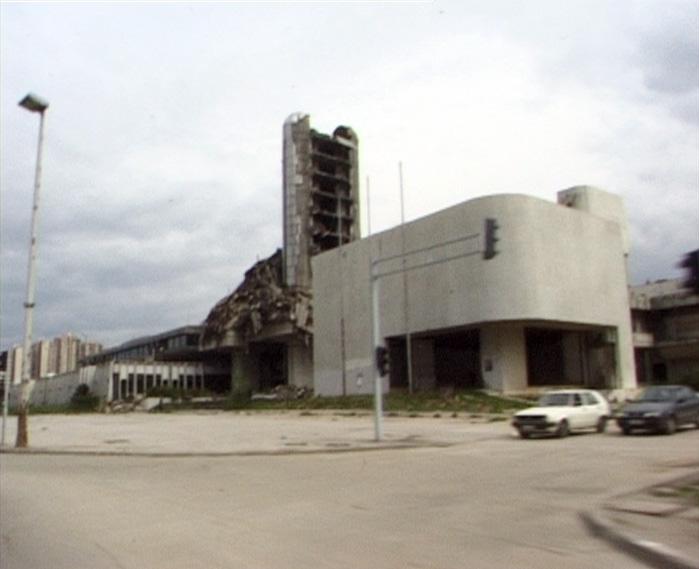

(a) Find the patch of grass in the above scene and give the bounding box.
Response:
[384,390,528,414]
[9,403,96,415]
[677,484,699,506]
[214,389,529,414]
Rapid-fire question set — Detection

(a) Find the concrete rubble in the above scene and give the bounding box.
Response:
[201,249,313,348]
[251,384,312,401]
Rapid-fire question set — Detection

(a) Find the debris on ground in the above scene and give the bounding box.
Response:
[252,385,313,401]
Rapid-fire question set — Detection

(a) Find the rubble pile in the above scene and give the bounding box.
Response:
[251,384,313,401]
[202,249,313,346]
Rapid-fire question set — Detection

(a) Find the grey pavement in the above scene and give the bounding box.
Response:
[581,471,699,569]
[2,411,698,569]
[0,410,505,456]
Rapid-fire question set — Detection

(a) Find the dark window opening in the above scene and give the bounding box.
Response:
[526,328,565,386]
[256,343,287,391]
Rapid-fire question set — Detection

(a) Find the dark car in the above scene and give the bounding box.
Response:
[616,385,699,435]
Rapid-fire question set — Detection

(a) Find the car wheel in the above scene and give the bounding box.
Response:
[596,416,607,433]
[621,426,632,436]
[518,429,530,439]
[556,419,569,438]
[662,416,677,435]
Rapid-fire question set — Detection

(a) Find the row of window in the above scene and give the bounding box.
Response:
[111,373,204,398]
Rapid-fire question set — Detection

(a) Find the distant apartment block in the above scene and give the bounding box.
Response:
[6,333,103,383]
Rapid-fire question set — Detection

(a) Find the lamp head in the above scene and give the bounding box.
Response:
[18,93,49,113]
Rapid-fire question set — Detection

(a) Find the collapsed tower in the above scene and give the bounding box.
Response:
[283,113,360,289]
[201,114,359,392]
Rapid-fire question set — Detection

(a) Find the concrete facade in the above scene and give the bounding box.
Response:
[282,113,359,289]
[7,360,228,409]
[630,278,699,385]
[313,186,637,395]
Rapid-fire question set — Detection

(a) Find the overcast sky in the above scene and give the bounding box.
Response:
[1,0,697,350]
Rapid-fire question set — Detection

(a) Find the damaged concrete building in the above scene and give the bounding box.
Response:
[313,185,638,396]
[283,113,360,288]
[201,114,360,393]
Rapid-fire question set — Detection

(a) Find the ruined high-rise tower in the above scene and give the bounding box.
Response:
[283,113,360,289]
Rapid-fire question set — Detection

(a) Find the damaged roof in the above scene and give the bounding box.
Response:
[201,249,313,349]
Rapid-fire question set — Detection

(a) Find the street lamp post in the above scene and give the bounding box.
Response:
[14,92,49,448]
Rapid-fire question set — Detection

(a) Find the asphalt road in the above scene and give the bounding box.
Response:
[2,421,698,569]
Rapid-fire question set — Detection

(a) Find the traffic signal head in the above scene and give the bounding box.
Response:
[375,345,390,377]
[679,249,699,294]
[483,217,499,260]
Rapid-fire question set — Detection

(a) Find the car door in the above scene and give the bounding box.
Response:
[568,393,586,428]
[676,388,699,425]
[582,392,603,427]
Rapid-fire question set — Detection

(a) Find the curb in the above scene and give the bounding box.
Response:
[579,508,699,569]
[0,440,452,459]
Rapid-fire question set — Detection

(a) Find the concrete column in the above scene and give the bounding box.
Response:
[231,350,255,397]
[615,322,637,389]
[288,343,313,389]
[412,338,436,390]
[108,363,114,401]
[562,332,584,385]
[480,325,527,393]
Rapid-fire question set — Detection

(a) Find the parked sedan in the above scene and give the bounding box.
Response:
[512,389,611,439]
[616,385,699,435]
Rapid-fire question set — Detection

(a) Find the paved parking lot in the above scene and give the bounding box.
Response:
[2,412,698,569]
[0,411,519,455]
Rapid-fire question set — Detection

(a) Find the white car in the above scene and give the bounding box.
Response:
[512,389,611,438]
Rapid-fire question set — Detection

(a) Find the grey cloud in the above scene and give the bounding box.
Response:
[635,5,699,125]
[639,22,698,95]
[2,175,282,348]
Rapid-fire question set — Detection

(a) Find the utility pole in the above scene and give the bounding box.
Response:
[337,190,347,396]
[370,263,384,441]
[399,162,414,393]
[15,92,49,448]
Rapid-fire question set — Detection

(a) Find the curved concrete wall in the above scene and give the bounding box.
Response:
[313,190,636,395]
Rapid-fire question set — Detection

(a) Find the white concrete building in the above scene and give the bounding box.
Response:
[312,186,637,395]
[7,360,222,409]
[630,278,699,384]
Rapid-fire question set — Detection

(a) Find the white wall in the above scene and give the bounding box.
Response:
[9,371,84,408]
[8,361,220,408]
[313,189,636,395]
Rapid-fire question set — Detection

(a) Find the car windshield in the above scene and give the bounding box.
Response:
[638,387,678,402]
[538,393,572,407]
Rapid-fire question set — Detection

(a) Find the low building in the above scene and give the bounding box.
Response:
[7,326,231,409]
[630,278,699,385]
[83,325,231,397]
[312,185,637,395]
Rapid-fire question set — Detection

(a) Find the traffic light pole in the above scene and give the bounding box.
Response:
[371,268,384,442]
[368,220,495,443]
